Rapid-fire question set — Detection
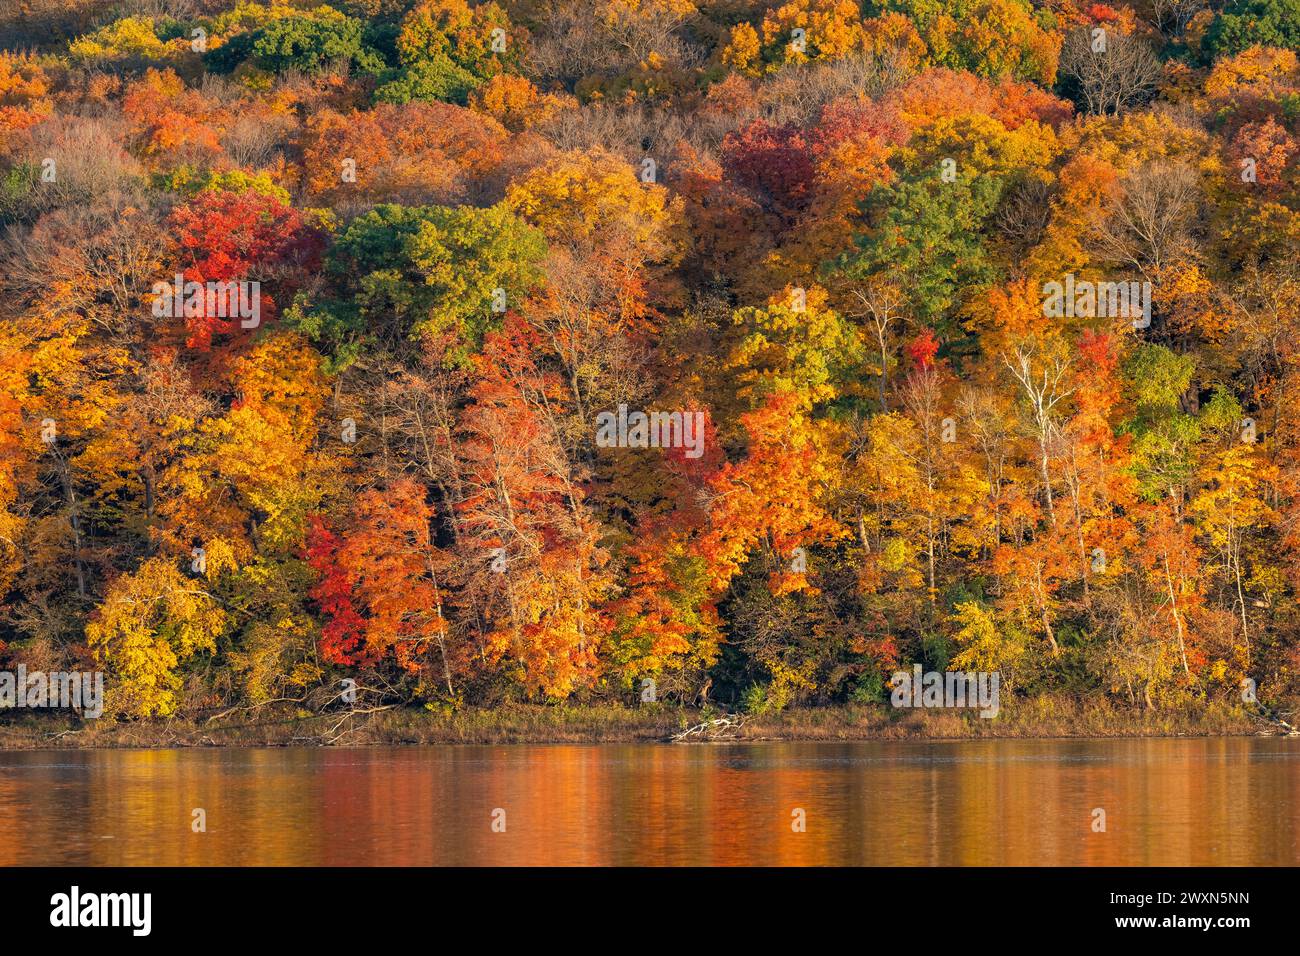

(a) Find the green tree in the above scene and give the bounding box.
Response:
[374,0,517,104]
[830,170,999,330]
[1123,344,1200,503]
[1203,0,1300,62]
[208,13,385,74]
[374,54,479,104]
[289,202,546,368]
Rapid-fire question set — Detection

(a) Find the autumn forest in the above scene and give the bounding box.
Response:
[0,0,1298,729]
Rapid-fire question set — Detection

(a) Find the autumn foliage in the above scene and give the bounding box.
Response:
[1,0,1299,721]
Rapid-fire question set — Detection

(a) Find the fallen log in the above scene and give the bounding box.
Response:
[670,714,748,743]
[1248,706,1300,736]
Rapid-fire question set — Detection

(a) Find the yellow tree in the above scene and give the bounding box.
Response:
[1191,429,1277,669]
[86,556,230,717]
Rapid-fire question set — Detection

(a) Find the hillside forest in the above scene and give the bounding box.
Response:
[1,0,1299,722]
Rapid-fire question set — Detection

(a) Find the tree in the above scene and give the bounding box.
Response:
[454,319,614,698]
[1202,0,1300,61]
[696,391,844,593]
[301,101,509,206]
[950,599,1024,673]
[291,201,545,368]
[1059,26,1161,116]
[832,169,999,330]
[307,479,458,687]
[1124,343,1199,502]
[86,557,228,718]
[68,16,174,65]
[1190,389,1276,668]
[722,0,871,76]
[394,0,516,78]
[207,11,385,75]
[1090,159,1200,282]
[873,0,1061,83]
[0,52,51,137]
[169,189,326,350]
[722,285,864,415]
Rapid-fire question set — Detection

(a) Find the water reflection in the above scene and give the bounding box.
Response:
[0,738,1295,865]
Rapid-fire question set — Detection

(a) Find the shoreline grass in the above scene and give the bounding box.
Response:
[0,698,1281,749]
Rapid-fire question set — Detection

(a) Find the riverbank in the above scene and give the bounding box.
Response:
[0,697,1279,748]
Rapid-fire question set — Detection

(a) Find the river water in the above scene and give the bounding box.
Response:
[0,738,1295,865]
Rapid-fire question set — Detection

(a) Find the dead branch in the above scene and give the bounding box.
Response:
[670,714,748,742]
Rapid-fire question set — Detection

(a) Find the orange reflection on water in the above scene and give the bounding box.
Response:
[0,738,1296,866]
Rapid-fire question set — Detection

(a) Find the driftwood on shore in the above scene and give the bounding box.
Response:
[1249,706,1300,736]
[670,714,748,742]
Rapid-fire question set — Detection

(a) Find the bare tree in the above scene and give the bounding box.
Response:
[846,277,907,411]
[599,0,698,68]
[527,0,703,86]
[539,102,693,169]
[222,111,294,170]
[2,191,166,331]
[1059,27,1161,116]
[1149,0,1207,36]
[1003,344,1074,526]
[1091,159,1201,280]
[994,177,1054,259]
[0,0,112,50]
[112,0,201,18]
[756,52,911,126]
[18,114,143,217]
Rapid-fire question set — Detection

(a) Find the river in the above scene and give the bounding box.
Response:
[0,738,1295,865]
